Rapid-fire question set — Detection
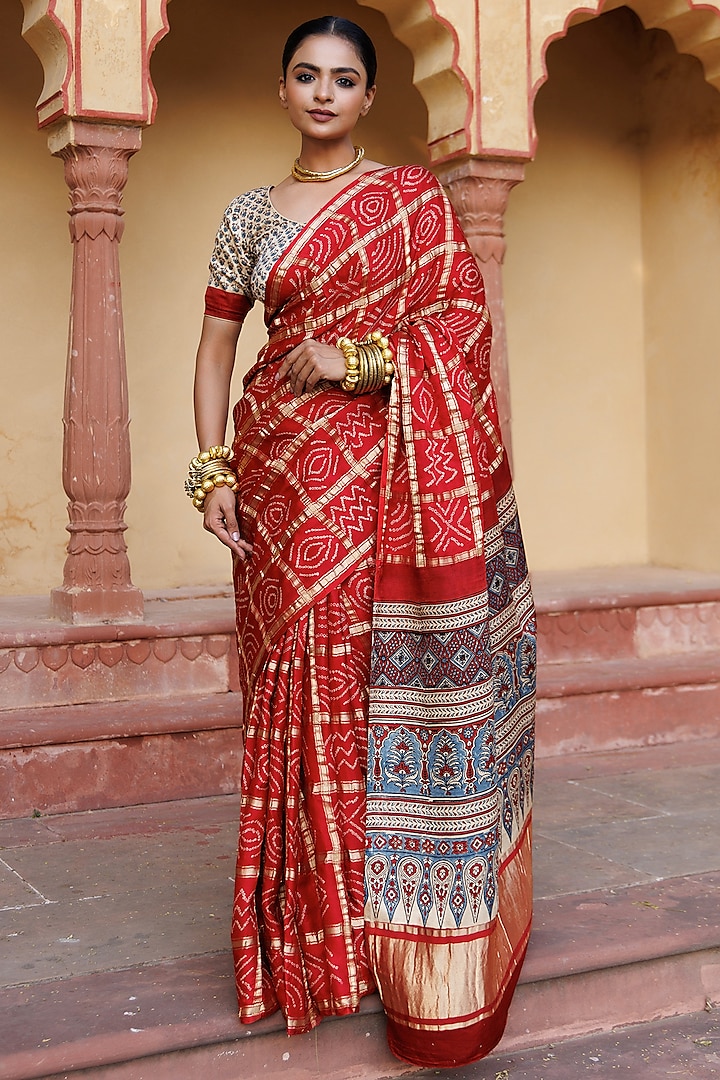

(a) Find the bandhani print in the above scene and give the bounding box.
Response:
[210,165,535,1068]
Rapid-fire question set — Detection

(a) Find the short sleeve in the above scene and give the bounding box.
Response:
[204,285,252,322]
[208,198,255,298]
[203,187,303,321]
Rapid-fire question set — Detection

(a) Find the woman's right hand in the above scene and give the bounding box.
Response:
[202,486,253,561]
[276,338,347,396]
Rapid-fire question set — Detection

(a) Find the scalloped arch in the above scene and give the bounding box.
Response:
[534,1,720,137]
[357,0,473,162]
[145,0,172,123]
[146,1,471,156]
[18,1,470,154]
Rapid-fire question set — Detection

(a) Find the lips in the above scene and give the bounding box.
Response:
[308,110,336,121]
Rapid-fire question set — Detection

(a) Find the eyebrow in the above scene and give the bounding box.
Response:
[292,62,361,78]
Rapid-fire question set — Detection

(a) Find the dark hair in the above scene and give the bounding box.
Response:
[282,15,377,87]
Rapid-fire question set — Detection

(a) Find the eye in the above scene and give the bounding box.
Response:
[296,72,314,83]
[336,77,357,88]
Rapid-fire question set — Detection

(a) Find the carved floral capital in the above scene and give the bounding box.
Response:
[50,122,141,240]
[437,159,526,265]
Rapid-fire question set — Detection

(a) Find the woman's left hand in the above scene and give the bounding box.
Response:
[276,338,346,397]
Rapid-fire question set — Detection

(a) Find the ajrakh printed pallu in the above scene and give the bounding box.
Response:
[204,165,536,1068]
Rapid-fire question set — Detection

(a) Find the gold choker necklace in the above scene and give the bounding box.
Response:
[292,146,365,183]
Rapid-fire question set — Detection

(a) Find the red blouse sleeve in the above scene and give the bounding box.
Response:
[204,285,252,324]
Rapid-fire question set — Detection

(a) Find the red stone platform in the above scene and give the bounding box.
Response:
[533,566,720,756]
[2,567,720,818]
[0,588,241,820]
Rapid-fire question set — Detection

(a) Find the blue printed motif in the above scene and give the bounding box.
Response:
[366,510,536,929]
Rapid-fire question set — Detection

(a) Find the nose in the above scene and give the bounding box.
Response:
[314,78,334,103]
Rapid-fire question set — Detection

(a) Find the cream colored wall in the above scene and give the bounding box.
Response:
[0,4,69,593]
[120,0,429,590]
[478,0,535,154]
[640,33,720,572]
[5,0,720,595]
[505,8,649,570]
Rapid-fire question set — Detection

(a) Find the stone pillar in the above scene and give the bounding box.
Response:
[437,158,525,464]
[49,122,144,624]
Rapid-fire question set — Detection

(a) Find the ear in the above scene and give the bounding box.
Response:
[360,84,376,117]
[279,76,288,109]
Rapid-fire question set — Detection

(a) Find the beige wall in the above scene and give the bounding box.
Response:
[0,3,69,593]
[505,8,648,570]
[640,31,720,571]
[505,5,720,573]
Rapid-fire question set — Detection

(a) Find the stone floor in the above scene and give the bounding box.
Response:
[395,1010,720,1079]
[1,737,720,1077]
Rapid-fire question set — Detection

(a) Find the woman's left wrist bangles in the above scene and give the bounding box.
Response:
[185,444,239,512]
[338,331,395,393]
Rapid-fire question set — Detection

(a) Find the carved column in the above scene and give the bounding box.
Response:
[437,158,525,464]
[50,122,144,624]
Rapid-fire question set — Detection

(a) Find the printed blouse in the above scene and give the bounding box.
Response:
[205,187,304,322]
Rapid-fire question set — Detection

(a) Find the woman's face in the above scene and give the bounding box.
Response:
[279,34,375,141]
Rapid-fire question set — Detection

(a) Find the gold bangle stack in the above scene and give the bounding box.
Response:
[338,331,395,394]
[185,445,239,512]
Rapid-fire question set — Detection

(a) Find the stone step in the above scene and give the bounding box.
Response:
[0,589,243,819]
[3,569,720,815]
[535,650,720,757]
[0,590,238,711]
[534,570,720,665]
[0,694,244,820]
[2,872,718,1080]
[533,567,720,757]
[3,647,717,819]
[4,658,718,816]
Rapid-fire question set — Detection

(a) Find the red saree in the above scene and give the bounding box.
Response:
[224,165,535,1067]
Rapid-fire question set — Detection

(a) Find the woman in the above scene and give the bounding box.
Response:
[190,15,535,1069]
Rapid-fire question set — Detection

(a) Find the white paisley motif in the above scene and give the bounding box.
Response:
[365,854,390,919]
[430,860,454,926]
[258,580,282,623]
[414,383,440,429]
[300,445,341,486]
[398,857,423,922]
[353,190,392,228]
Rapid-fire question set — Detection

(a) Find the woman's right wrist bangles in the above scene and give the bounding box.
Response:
[184,444,239,512]
[338,331,395,393]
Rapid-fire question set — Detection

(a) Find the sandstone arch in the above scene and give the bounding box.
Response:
[357,0,472,161]
[20,2,471,164]
[534,1,720,143]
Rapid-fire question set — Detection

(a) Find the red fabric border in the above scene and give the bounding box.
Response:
[366,919,497,943]
[385,935,529,1067]
[204,285,251,323]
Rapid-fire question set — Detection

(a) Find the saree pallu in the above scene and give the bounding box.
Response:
[229,165,535,1067]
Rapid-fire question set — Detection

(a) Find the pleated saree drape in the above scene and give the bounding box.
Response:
[225,165,535,1067]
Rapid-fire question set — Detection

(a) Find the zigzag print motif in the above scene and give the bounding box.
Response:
[232,567,375,1033]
